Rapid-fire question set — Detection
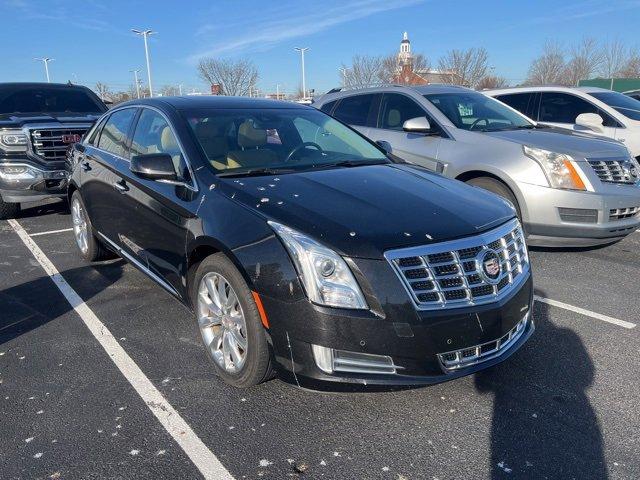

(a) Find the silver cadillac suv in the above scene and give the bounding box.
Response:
[314,85,640,247]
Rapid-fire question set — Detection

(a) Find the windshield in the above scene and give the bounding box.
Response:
[0,86,106,115]
[590,91,640,121]
[185,107,389,176]
[424,92,533,131]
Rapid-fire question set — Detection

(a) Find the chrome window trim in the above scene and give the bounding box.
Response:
[84,105,199,193]
[384,218,529,311]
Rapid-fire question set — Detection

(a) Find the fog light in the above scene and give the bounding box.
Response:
[0,164,37,180]
[312,345,399,375]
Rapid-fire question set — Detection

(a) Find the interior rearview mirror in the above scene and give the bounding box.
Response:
[575,113,605,134]
[130,153,177,181]
[402,116,432,134]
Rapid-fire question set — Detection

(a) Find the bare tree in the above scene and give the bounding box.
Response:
[197,58,259,96]
[476,75,509,90]
[563,37,603,86]
[159,85,180,96]
[599,40,629,78]
[617,49,640,78]
[438,48,489,88]
[340,55,384,87]
[94,82,110,101]
[525,41,567,86]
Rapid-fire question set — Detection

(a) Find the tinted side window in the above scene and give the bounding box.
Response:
[320,100,337,114]
[87,116,107,146]
[540,93,601,124]
[131,108,188,179]
[333,94,375,126]
[380,93,427,131]
[496,93,534,118]
[97,108,136,158]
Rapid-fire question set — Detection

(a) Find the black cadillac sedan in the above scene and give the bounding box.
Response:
[67,96,533,389]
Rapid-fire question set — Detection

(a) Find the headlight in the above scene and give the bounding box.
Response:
[523,145,586,190]
[269,221,368,309]
[0,130,28,152]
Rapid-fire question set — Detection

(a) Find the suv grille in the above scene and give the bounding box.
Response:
[385,219,529,310]
[587,158,637,184]
[30,128,89,162]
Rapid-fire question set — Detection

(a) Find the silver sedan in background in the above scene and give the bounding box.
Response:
[315,85,640,247]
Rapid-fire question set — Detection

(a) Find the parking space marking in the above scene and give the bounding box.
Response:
[534,295,636,330]
[29,227,74,237]
[7,219,235,480]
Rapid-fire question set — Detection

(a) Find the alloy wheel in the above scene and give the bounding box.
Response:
[71,197,89,255]
[197,272,248,373]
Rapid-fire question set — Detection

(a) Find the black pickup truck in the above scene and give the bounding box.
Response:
[0,82,107,219]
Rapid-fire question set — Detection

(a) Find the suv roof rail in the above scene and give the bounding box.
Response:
[324,83,407,94]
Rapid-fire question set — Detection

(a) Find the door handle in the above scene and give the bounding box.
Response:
[114,180,129,193]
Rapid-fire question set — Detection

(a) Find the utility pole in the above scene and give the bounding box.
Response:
[276,84,280,100]
[35,57,54,83]
[294,47,309,99]
[178,83,183,96]
[339,67,349,86]
[131,29,156,97]
[130,69,141,98]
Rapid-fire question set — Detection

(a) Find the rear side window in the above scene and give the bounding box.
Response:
[86,116,107,146]
[97,108,136,158]
[333,94,375,126]
[539,93,601,124]
[320,100,337,114]
[496,93,534,118]
[380,93,426,131]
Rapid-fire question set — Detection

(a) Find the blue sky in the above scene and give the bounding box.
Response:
[1,0,639,95]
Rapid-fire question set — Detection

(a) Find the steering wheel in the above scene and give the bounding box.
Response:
[285,142,323,163]
[469,117,490,130]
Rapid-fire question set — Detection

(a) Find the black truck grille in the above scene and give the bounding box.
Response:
[30,128,89,162]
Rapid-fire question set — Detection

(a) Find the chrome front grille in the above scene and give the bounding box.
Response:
[30,127,89,162]
[610,206,640,221]
[385,219,529,310]
[438,313,529,371]
[587,158,637,184]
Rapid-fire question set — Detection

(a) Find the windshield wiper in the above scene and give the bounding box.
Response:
[216,167,297,178]
[316,159,390,169]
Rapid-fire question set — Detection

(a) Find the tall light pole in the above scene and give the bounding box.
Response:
[130,69,141,98]
[294,47,309,99]
[132,29,156,97]
[178,83,183,96]
[35,57,54,83]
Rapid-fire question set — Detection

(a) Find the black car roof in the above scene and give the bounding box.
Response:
[0,82,94,90]
[122,96,311,110]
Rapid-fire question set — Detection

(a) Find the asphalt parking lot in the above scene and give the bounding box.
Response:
[1,199,639,480]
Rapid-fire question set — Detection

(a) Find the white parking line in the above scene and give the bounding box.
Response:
[7,219,234,480]
[29,227,74,237]
[534,295,636,329]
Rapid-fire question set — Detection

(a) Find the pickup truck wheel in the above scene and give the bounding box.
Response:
[465,176,522,220]
[70,191,110,262]
[192,253,273,388]
[0,195,20,220]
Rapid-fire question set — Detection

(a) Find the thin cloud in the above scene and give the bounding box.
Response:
[188,0,425,62]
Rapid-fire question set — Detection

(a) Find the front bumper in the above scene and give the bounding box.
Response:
[264,273,534,389]
[520,182,640,247]
[0,160,68,203]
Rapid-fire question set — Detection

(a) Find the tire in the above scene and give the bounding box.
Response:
[191,253,272,388]
[466,176,522,220]
[0,195,20,220]
[70,191,110,262]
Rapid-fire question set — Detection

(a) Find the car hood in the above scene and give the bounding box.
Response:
[483,126,628,159]
[0,112,101,128]
[217,164,515,259]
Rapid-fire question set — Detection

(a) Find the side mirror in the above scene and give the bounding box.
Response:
[376,140,392,154]
[575,113,605,134]
[130,153,177,181]
[402,116,432,134]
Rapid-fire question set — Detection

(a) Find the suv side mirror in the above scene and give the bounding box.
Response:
[130,153,177,181]
[402,116,432,134]
[575,113,605,134]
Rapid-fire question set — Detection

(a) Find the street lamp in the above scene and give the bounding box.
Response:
[294,47,309,99]
[131,29,156,97]
[130,69,141,98]
[34,57,54,83]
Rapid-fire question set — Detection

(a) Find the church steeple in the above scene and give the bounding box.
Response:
[398,31,412,65]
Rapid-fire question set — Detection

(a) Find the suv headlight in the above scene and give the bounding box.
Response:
[523,145,586,191]
[269,221,368,309]
[0,130,28,152]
